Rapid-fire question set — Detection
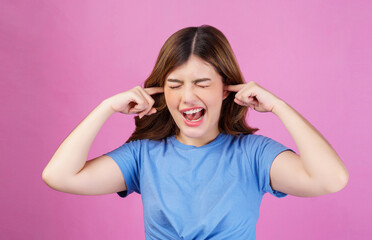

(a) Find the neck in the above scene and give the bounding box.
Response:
[176,131,220,147]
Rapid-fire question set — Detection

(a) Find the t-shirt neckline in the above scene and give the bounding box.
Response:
[169,132,227,150]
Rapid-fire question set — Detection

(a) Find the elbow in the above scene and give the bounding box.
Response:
[326,170,349,193]
[42,170,61,191]
[42,168,48,181]
[42,168,74,192]
[42,169,53,186]
[42,168,59,189]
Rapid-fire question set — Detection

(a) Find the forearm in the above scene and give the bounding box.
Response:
[42,99,116,179]
[272,100,349,192]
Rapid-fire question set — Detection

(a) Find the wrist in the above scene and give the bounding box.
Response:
[272,99,289,117]
[100,99,116,116]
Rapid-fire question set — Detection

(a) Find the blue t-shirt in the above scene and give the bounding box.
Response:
[105,133,295,239]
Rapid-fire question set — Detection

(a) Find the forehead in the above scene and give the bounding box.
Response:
[167,55,220,80]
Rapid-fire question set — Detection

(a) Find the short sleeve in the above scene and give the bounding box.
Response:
[249,134,296,198]
[104,141,141,198]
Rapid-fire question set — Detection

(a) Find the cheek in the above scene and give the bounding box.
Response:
[164,91,179,108]
[204,89,224,107]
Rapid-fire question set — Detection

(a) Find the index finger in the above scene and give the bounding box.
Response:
[144,87,164,95]
[224,84,245,92]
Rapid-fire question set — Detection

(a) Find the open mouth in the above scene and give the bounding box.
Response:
[182,108,205,122]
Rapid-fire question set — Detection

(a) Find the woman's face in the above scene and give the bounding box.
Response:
[164,55,229,146]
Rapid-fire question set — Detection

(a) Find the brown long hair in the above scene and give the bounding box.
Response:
[126,25,259,142]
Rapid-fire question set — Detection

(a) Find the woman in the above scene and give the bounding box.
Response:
[42,25,349,239]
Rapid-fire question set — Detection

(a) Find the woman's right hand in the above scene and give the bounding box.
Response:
[107,86,164,118]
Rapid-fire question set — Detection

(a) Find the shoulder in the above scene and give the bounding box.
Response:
[235,134,280,145]
[225,134,287,156]
[107,137,169,160]
[217,134,262,155]
[226,133,268,146]
[125,137,172,151]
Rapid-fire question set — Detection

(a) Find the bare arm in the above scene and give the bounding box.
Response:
[271,101,349,196]
[43,100,115,178]
[42,100,116,191]
[42,86,163,195]
[226,82,348,197]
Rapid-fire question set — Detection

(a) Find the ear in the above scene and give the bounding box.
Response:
[223,89,230,100]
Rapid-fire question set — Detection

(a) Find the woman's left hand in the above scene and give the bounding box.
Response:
[224,81,283,113]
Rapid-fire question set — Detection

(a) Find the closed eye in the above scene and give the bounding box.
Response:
[168,85,181,89]
[169,85,209,89]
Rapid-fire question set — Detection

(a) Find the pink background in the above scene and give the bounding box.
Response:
[1,1,370,239]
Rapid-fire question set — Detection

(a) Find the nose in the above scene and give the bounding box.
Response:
[181,85,199,105]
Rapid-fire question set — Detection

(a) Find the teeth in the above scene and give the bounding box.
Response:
[183,108,203,114]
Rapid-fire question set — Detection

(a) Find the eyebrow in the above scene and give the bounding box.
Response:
[166,78,211,84]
